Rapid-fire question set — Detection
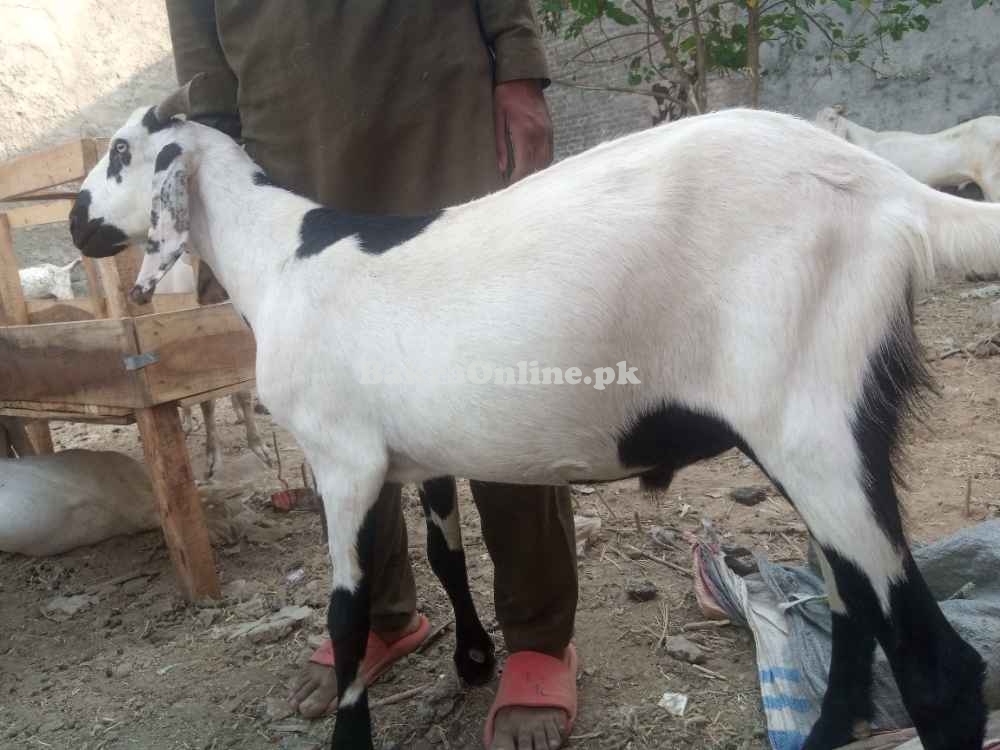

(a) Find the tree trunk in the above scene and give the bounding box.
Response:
[747,0,761,107]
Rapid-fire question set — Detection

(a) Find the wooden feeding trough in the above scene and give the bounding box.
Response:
[0,138,257,601]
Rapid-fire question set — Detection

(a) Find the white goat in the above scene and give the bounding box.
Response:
[815,105,1000,201]
[154,252,270,479]
[19,258,81,300]
[70,84,1000,750]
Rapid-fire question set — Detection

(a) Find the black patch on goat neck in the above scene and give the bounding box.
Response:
[295,206,442,258]
[850,290,933,544]
[815,549,986,750]
[106,139,131,183]
[141,106,180,134]
[615,402,742,490]
[155,143,183,173]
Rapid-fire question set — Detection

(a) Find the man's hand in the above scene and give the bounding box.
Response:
[494,79,554,184]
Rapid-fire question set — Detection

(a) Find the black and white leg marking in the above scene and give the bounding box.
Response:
[315,452,388,750]
[328,504,376,750]
[788,320,985,750]
[419,476,496,686]
[802,543,877,750]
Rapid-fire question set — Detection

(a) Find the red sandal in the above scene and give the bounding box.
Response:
[308,614,431,713]
[483,644,578,748]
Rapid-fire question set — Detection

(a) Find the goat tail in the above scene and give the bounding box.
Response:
[919,190,1000,281]
[60,257,83,273]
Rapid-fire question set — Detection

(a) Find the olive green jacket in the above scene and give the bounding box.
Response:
[165,1,551,214]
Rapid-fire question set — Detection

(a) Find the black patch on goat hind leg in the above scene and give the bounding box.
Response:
[295,206,443,258]
[819,551,985,750]
[615,402,741,490]
[851,288,934,543]
[802,593,877,749]
[327,508,377,750]
[804,307,985,750]
[155,143,183,173]
[419,476,495,686]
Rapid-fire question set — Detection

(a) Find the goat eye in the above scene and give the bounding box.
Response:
[115,141,128,154]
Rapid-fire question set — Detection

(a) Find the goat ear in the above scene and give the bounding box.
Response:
[153,72,205,123]
[130,144,191,304]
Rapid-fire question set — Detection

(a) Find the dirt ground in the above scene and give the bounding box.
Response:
[2,270,999,750]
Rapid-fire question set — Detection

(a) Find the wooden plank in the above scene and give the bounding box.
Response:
[3,200,73,229]
[26,297,97,324]
[0,317,149,408]
[97,255,130,319]
[81,258,105,317]
[177,379,255,409]
[0,399,133,418]
[135,403,220,601]
[0,213,55,452]
[23,420,54,454]
[153,293,199,314]
[0,214,29,326]
[97,244,149,318]
[0,140,88,201]
[0,406,133,425]
[133,303,256,406]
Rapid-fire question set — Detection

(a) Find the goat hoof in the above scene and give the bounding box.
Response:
[454,640,496,686]
[802,717,857,750]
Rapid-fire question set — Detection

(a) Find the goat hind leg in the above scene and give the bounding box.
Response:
[761,423,986,750]
[233,391,271,467]
[419,476,496,686]
[803,542,877,749]
[200,400,222,481]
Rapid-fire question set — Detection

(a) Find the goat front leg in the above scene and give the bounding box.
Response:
[418,476,496,686]
[312,455,388,750]
[200,400,222,481]
[232,391,271,467]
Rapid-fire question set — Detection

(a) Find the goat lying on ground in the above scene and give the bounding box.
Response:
[815,105,1000,201]
[154,252,270,480]
[19,258,81,300]
[70,82,1000,750]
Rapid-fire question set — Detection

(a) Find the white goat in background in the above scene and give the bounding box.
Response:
[815,105,1000,201]
[19,258,81,300]
[155,252,270,479]
[70,83,1000,750]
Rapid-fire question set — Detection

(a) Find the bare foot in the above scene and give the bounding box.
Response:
[286,613,422,719]
[488,706,567,750]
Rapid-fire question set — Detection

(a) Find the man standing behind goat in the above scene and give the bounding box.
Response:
[164,3,579,749]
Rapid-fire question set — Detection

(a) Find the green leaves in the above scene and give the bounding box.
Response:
[539,0,986,112]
